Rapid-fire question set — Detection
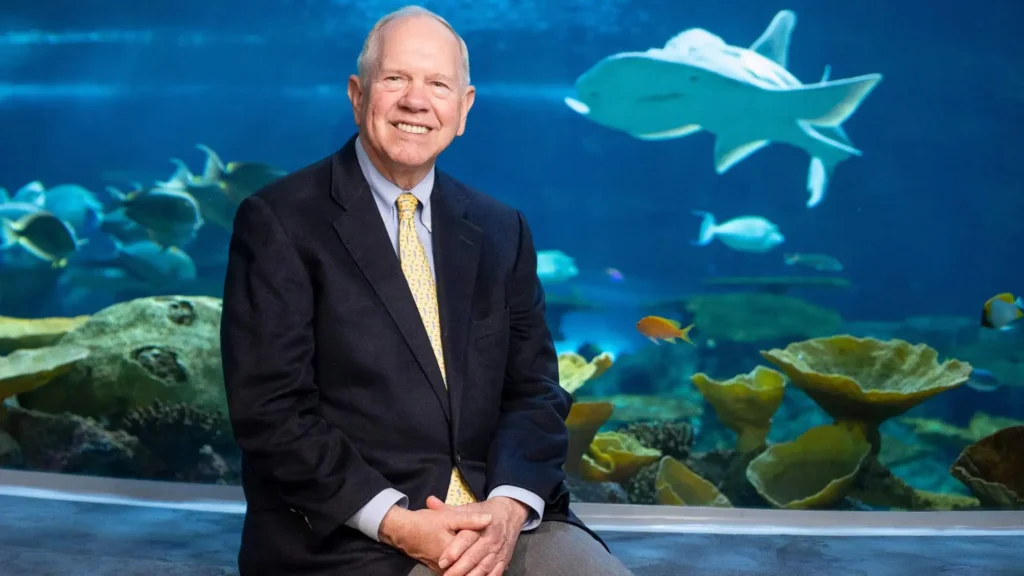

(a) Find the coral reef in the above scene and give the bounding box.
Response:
[691,366,786,453]
[684,293,842,344]
[580,431,661,483]
[0,345,90,402]
[18,296,226,419]
[654,456,732,507]
[760,335,973,454]
[621,421,694,461]
[0,315,89,354]
[119,401,238,483]
[950,425,1024,509]
[746,423,871,509]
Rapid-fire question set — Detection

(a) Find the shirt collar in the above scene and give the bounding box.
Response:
[355,135,434,231]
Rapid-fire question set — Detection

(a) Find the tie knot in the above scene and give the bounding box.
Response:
[396,193,418,220]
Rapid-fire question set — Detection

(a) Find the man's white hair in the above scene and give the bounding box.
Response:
[356,6,470,87]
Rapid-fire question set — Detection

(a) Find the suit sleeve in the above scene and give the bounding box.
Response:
[485,210,573,504]
[221,195,401,544]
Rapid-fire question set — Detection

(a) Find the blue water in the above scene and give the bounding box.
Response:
[1,1,1022,507]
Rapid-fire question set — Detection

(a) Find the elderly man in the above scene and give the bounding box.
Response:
[220,5,634,576]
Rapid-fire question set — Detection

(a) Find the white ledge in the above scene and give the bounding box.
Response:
[1,469,1021,536]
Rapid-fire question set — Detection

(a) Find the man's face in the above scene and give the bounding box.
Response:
[348,15,475,181]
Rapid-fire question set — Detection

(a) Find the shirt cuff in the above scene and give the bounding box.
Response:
[344,488,408,542]
[487,485,545,531]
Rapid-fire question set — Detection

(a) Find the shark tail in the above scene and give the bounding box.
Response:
[691,210,716,246]
[774,73,883,127]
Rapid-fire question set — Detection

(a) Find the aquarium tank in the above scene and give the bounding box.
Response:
[1,0,1022,514]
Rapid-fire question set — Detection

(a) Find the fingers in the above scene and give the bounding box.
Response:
[484,562,506,576]
[438,529,480,571]
[426,495,449,511]
[447,511,492,531]
[444,547,497,576]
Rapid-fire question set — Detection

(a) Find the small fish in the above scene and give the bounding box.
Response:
[158,158,245,231]
[605,267,624,282]
[784,252,843,272]
[194,144,287,204]
[0,211,84,267]
[636,315,695,345]
[67,239,197,290]
[107,185,204,248]
[537,249,579,284]
[980,292,1023,331]
[36,183,106,237]
[966,368,1000,392]
[691,210,784,253]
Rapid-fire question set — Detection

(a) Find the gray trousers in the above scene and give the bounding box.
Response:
[408,521,633,575]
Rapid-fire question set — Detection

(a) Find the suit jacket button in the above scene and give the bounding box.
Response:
[455,453,461,463]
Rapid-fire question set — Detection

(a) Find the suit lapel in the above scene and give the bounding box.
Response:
[431,176,481,434]
[328,139,452,421]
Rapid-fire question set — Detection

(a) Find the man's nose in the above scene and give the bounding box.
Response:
[398,81,431,110]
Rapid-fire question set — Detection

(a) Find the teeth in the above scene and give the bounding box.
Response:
[396,123,429,134]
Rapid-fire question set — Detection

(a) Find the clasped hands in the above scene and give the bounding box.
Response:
[380,495,529,576]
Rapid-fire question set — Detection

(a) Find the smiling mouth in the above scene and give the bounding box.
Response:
[393,122,432,135]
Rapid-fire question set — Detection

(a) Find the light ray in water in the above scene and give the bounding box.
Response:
[0,30,263,46]
[0,82,573,104]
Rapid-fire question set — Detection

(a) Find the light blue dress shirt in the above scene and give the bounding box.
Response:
[343,136,545,543]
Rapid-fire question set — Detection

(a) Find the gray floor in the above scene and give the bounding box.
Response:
[0,495,1021,576]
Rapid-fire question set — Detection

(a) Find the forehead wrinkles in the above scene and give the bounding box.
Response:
[377,18,464,83]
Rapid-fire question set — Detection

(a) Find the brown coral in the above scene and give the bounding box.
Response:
[950,425,1024,509]
[119,400,236,483]
[623,421,695,460]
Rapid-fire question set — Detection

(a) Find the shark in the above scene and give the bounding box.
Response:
[563,10,883,208]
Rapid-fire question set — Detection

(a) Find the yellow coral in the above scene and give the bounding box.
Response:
[690,366,786,453]
[0,315,89,354]
[654,456,731,507]
[761,336,971,452]
[950,425,1024,509]
[0,345,91,402]
[564,401,615,478]
[580,431,662,483]
[746,423,871,509]
[558,351,613,395]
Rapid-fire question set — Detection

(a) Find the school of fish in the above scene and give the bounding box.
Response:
[0,144,286,305]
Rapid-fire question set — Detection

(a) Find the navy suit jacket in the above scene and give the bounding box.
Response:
[220,135,605,575]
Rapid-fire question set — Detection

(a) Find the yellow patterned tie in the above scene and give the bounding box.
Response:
[396,193,477,506]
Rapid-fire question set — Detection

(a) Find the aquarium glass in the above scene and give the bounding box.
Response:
[2,1,1021,513]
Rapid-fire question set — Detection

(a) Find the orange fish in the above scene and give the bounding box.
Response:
[636,315,694,345]
[981,292,1023,330]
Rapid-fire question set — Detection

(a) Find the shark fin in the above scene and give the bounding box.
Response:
[749,10,797,69]
[633,124,702,140]
[774,74,883,127]
[713,136,769,173]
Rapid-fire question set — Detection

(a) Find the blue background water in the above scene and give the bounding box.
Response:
[2,0,1022,342]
